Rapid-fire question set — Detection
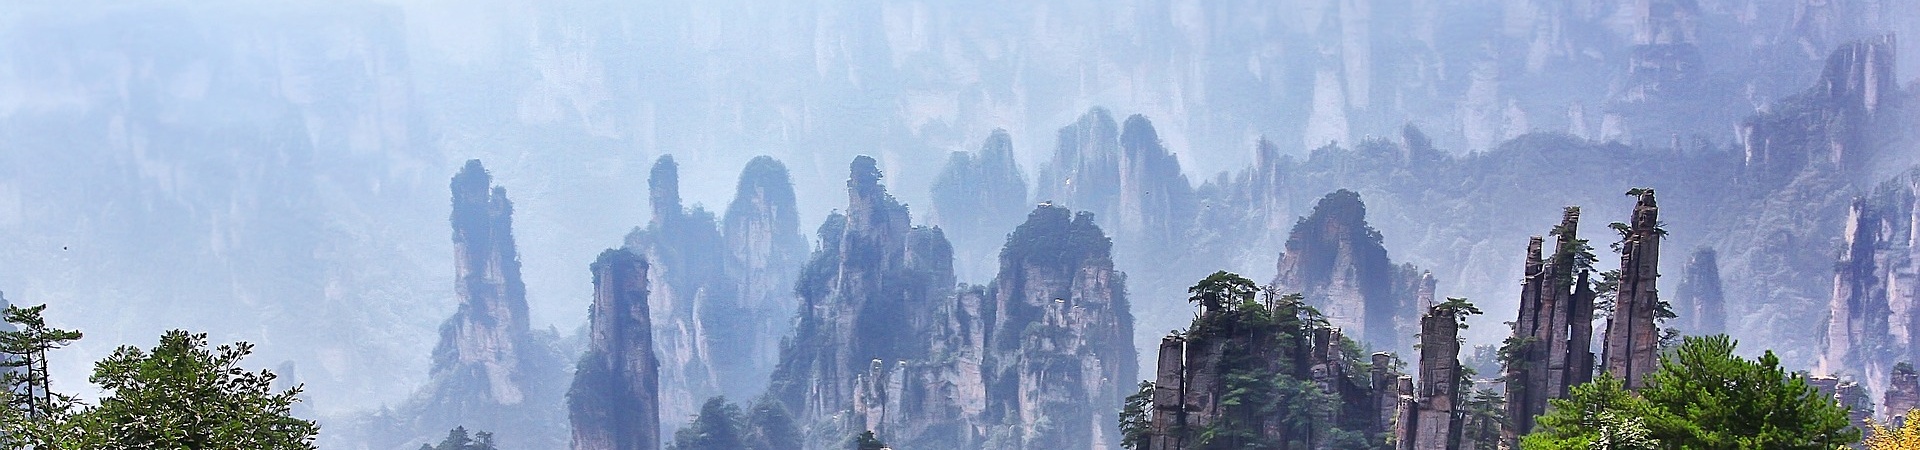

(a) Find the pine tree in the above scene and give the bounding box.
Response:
[0,304,82,420]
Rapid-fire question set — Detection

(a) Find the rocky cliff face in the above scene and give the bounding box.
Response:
[1271,189,1426,354]
[770,157,1136,450]
[570,249,661,450]
[929,129,1031,282]
[1675,248,1726,336]
[722,156,810,392]
[1034,109,1196,261]
[625,155,753,432]
[769,155,953,446]
[1504,210,1598,437]
[1604,191,1664,389]
[393,160,568,449]
[1402,302,1466,450]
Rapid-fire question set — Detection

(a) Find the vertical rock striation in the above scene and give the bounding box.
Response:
[1271,189,1426,354]
[1503,208,1597,438]
[1402,303,1464,450]
[768,155,954,447]
[570,249,661,450]
[1604,191,1663,389]
[769,156,1137,450]
[626,155,752,429]
[1675,248,1725,336]
[404,159,568,449]
[722,156,809,392]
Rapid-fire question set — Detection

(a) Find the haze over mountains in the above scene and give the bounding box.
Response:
[4,1,1920,449]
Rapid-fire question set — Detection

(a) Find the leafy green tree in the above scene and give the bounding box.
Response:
[1188,271,1258,312]
[743,399,802,450]
[1522,335,1859,449]
[82,330,318,449]
[419,426,498,450]
[671,397,747,450]
[0,305,83,420]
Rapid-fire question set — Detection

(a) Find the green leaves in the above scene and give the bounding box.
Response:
[1521,335,1859,450]
[83,330,319,449]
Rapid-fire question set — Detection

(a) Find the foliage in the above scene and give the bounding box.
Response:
[671,397,747,450]
[1521,335,1859,450]
[1459,388,1508,450]
[1119,381,1154,450]
[1434,297,1482,330]
[852,430,887,450]
[83,330,319,449]
[419,427,498,450]
[673,396,799,450]
[0,305,83,420]
[0,312,317,450]
[1865,410,1920,450]
[1188,271,1259,312]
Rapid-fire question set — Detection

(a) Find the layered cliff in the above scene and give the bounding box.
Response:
[625,155,755,430]
[570,249,661,450]
[1271,190,1427,354]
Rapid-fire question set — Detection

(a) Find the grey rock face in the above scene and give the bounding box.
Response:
[723,156,810,396]
[771,157,1136,450]
[1271,189,1426,354]
[929,129,1030,282]
[625,155,748,430]
[1504,209,1597,438]
[1675,248,1726,336]
[1604,191,1663,389]
[1404,303,1464,450]
[570,249,661,450]
[395,160,568,449]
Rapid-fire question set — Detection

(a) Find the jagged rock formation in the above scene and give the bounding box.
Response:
[1272,190,1428,354]
[1812,167,1920,406]
[1887,363,1920,423]
[1145,291,1396,450]
[722,156,810,389]
[625,155,754,430]
[1811,375,1876,430]
[768,155,958,448]
[1399,302,1466,450]
[770,156,1137,450]
[1034,108,1197,261]
[569,249,661,450]
[1604,191,1664,389]
[929,129,1030,282]
[1504,210,1598,438]
[1674,248,1726,336]
[394,160,568,449]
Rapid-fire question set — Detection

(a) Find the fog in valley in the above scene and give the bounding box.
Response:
[4,1,1920,449]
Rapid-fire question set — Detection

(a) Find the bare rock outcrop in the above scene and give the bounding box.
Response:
[1604,190,1663,389]
[569,249,661,450]
[722,156,810,392]
[1674,248,1725,336]
[1504,209,1597,437]
[929,129,1030,281]
[625,155,750,428]
[1400,302,1467,450]
[401,160,569,449]
[1272,189,1427,354]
